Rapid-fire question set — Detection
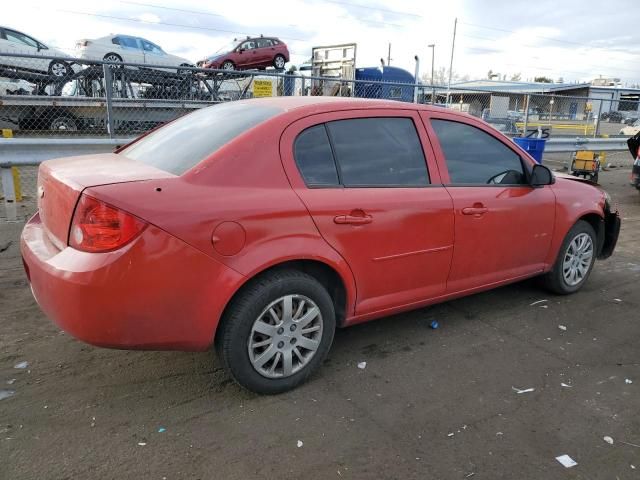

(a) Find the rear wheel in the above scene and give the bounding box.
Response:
[217,270,335,394]
[48,60,69,77]
[49,115,78,131]
[541,220,597,294]
[103,53,123,64]
[273,54,286,70]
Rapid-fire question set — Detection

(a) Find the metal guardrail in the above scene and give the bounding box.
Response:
[542,137,628,153]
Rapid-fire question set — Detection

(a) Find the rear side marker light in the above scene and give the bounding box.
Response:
[69,195,147,253]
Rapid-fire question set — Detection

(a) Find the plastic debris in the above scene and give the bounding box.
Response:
[447,432,454,437]
[560,383,573,388]
[530,299,548,306]
[158,427,166,433]
[357,361,367,370]
[603,436,614,445]
[138,442,147,446]
[0,390,16,401]
[620,440,640,448]
[631,465,636,470]
[512,386,535,394]
[297,440,303,448]
[555,455,577,468]
[625,379,633,384]
[91,417,96,427]
[429,320,439,329]
[558,325,567,331]
[614,298,622,302]
[14,361,28,369]
[6,379,16,385]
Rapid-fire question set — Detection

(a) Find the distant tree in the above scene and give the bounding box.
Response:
[534,76,553,83]
[557,77,564,84]
[487,69,499,80]
[421,67,469,86]
[510,72,522,81]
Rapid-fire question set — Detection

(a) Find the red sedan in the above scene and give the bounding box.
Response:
[198,36,289,71]
[21,98,620,394]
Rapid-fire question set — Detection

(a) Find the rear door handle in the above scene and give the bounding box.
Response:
[334,214,373,225]
[462,205,488,215]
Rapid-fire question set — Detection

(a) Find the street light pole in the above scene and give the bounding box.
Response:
[428,43,435,104]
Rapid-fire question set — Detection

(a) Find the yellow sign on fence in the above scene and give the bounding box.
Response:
[253,80,273,98]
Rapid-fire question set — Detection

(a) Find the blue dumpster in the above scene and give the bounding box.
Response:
[513,137,546,163]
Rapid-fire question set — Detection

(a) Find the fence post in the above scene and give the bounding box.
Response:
[1,166,17,222]
[523,94,530,137]
[594,100,603,138]
[103,64,115,138]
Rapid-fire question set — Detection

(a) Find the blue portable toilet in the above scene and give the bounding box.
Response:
[354,66,415,102]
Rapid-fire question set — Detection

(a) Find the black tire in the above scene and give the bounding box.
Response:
[48,60,69,77]
[216,269,335,394]
[103,53,123,64]
[273,54,286,70]
[541,220,597,295]
[221,60,235,71]
[49,116,78,131]
[177,63,194,75]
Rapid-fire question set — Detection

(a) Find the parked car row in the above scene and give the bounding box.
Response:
[0,25,290,78]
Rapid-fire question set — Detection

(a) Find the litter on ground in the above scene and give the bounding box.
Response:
[158,427,166,433]
[558,325,567,331]
[297,440,303,448]
[430,320,439,329]
[512,386,535,394]
[6,379,16,385]
[561,383,573,388]
[625,379,633,384]
[603,436,614,445]
[530,299,548,306]
[357,362,367,370]
[555,455,577,468]
[137,442,146,446]
[0,389,16,401]
[13,361,28,369]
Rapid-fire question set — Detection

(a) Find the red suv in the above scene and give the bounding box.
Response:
[198,36,289,71]
[21,98,620,394]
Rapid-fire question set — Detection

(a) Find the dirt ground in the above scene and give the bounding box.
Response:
[1,165,639,480]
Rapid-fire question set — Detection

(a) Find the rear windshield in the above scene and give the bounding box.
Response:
[120,102,283,175]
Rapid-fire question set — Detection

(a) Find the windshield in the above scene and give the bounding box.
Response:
[209,40,239,58]
[120,102,283,175]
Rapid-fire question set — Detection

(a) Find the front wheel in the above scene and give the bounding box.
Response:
[541,220,597,294]
[221,60,235,71]
[217,270,335,394]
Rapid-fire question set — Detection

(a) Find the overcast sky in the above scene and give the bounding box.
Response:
[5,0,640,85]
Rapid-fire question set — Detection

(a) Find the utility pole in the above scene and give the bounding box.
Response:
[446,17,457,105]
[387,43,391,66]
[428,43,435,104]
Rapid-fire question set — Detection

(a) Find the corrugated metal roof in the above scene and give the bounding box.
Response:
[448,79,591,94]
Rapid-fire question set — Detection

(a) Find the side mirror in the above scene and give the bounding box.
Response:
[238,48,245,53]
[530,164,554,187]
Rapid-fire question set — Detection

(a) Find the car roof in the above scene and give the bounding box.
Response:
[236,96,453,116]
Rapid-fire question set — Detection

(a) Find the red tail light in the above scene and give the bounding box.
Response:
[69,195,147,253]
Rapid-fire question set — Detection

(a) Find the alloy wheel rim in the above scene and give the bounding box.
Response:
[223,62,234,70]
[51,63,67,76]
[105,55,121,62]
[248,294,323,379]
[275,56,285,68]
[562,233,593,286]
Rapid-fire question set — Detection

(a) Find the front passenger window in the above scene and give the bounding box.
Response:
[431,119,526,185]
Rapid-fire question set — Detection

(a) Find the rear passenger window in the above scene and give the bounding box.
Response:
[431,119,526,185]
[294,125,339,186]
[327,118,429,187]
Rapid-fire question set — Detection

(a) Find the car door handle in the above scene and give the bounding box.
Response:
[462,206,488,215]
[334,214,373,225]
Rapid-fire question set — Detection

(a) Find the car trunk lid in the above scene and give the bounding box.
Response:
[38,153,174,249]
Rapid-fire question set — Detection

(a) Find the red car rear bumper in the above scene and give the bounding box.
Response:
[21,213,244,351]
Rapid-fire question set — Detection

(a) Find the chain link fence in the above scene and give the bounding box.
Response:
[1,52,639,220]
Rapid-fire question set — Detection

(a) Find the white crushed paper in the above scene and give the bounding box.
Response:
[555,455,577,468]
[614,298,622,302]
[137,442,146,446]
[512,386,535,394]
[357,362,367,370]
[561,383,573,388]
[6,379,16,385]
[447,432,454,437]
[13,361,28,369]
[625,379,633,384]
[297,440,303,448]
[603,436,614,445]
[558,325,567,331]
